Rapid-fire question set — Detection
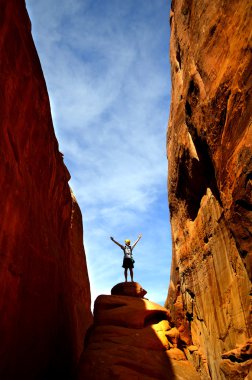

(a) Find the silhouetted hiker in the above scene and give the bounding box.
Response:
[110,234,142,282]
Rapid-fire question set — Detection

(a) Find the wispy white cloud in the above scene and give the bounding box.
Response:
[26,0,172,306]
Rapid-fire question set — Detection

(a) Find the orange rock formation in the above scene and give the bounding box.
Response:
[2,0,251,379]
[166,0,252,379]
[78,283,201,380]
[0,1,92,379]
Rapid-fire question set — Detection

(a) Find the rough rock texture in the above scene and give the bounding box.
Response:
[0,1,92,379]
[166,0,252,379]
[78,284,201,380]
[111,281,147,298]
[220,339,252,380]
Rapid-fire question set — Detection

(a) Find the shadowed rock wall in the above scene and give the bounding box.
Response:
[0,1,92,379]
[166,0,251,379]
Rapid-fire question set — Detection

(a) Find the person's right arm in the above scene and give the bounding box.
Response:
[110,237,124,249]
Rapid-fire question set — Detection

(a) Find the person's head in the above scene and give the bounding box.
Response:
[125,239,131,246]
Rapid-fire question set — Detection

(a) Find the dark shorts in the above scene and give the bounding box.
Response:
[122,257,134,269]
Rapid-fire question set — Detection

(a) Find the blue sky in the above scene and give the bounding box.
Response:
[26,0,172,307]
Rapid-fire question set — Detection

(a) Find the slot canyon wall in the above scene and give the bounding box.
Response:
[166,0,252,379]
[0,1,92,379]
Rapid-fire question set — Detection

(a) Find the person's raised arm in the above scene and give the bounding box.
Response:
[131,234,142,249]
[110,237,124,249]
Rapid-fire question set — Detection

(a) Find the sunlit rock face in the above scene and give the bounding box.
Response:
[78,283,201,380]
[166,0,252,379]
[0,1,92,379]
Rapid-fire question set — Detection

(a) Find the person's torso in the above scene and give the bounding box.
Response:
[124,245,132,258]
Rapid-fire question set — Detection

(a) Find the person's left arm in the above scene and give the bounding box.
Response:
[131,234,142,250]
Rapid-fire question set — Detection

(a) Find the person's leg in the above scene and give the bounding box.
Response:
[129,268,133,282]
[124,268,128,282]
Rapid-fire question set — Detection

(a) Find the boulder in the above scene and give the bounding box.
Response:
[165,327,180,348]
[94,294,170,329]
[111,281,147,298]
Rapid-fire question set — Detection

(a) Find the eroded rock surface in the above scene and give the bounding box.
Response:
[0,1,92,379]
[220,339,252,380]
[78,284,201,380]
[111,281,147,297]
[166,0,252,379]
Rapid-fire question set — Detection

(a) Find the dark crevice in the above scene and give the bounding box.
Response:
[176,153,201,220]
[176,42,182,70]
[235,199,252,211]
[197,316,204,322]
[185,101,192,117]
[186,289,195,299]
[175,78,223,220]
[144,311,168,327]
[245,172,252,187]
[222,354,252,363]
[176,136,222,220]
[230,228,250,262]
[203,250,213,260]
[209,24,217,37]
[187,79,200,109]
[186,312,193,322]
[240,250,248,258]
[204,233,212,244]
[188,79,199,97]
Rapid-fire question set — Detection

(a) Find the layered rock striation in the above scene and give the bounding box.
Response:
[0,1,92,379]
[78,282,201,380]
[166,0,252,379]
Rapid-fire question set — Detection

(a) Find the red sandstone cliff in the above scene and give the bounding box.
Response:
[0,1,92,379]
[166,0,252,379]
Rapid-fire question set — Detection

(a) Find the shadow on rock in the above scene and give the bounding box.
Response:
[78,282,200,380]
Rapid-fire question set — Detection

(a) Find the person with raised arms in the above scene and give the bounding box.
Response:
[110,234,142,282]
